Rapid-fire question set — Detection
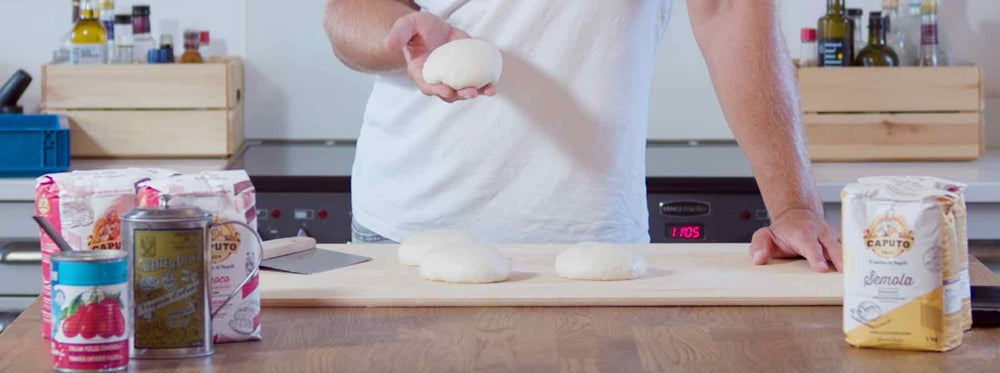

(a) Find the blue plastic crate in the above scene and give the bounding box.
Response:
[0,114,70,177]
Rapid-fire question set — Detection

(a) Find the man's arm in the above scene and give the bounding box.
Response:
[687,0,842,272]
[323,0,417,73]
[323,0,495,101]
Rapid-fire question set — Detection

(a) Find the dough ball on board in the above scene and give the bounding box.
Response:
[398,229,480,267]
[422,39,503,90]
[555,242,647,281]
[419,245,512,284]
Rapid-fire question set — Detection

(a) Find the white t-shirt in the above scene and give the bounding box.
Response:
[353,0,673,243]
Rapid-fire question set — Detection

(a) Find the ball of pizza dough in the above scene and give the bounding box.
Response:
[398,229,480,267]
[422,39,503,90]
[555,242,647,281]
[419,245,511,284]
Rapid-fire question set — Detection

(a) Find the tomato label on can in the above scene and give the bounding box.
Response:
[133,229,206,349]
[50,252,129,372]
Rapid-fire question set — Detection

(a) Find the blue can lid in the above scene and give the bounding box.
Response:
[147,48,161,63]
[158,48,172,63]
[52,251,127,285]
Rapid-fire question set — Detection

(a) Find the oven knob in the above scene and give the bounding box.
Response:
[317,209,328,219]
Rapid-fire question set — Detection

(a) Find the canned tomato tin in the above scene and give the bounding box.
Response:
[122,207,260,359]
[50,250,130,372]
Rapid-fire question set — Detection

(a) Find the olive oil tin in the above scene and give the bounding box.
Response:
[122,207,261,359]
[123,207,215,358]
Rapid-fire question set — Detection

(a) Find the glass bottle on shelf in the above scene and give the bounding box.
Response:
[160,34,175,63]
[70,0,107,65]
[856,12,899,67]
[98,0,115,63]
[848,8,865,56]
[818,0,854,67]
[114,14,133,64]
[919,0,949,67]
[900,0,923,65]
[53,0,83,63]
[199,31,212,61]
[800,28,818,67]
[882,0,909,65]
[132,5,155,63]
[180,31,204,63]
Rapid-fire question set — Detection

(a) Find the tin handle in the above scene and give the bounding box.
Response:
[208,220,263,320]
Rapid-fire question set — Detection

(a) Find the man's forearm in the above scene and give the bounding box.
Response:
[688,0,822,219]
[324,0,417,73]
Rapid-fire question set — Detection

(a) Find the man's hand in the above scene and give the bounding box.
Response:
[688,0,835,273]
[383,12,496,103]
[749,209,842,272]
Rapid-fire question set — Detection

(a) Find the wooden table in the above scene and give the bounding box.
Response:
[2,259,999,373]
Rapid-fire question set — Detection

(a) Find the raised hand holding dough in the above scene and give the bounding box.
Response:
[419,245,512,284]
[422,39,503,90]
[555,242,647,281]
[398,229,480,267]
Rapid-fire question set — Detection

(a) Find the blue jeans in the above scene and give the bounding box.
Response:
[350,219,397,244]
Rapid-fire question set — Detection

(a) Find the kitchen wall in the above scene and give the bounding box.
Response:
[1,1,998,146]
[0,0,243,112]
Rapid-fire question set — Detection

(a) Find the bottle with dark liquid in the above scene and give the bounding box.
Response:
[856,12,899,67]
[818,0,854,67]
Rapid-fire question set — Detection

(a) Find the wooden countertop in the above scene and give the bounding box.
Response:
[2,258,999,373]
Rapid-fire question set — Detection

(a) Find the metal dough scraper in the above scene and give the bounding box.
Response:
[261,237,371,275]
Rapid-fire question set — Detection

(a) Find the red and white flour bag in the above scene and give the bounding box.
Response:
[35,168,179,339]
[137,170,261,343]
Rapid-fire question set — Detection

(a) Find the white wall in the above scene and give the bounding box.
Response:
[0,0,243,112]
[243,0,373,140]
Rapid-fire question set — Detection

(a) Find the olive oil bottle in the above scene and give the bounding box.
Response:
[856,12,899,67]
[818,0,854,67]
[70,0,107,65]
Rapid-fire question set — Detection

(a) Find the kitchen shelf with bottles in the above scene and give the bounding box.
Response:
[40,57,244,159]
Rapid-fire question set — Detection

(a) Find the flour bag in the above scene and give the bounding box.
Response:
[137,170,261,343]
[858,176,971,331]
[842,182,963,351]
[36,168,179,339]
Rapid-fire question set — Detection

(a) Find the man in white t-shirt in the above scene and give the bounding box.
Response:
[324,0,843,272]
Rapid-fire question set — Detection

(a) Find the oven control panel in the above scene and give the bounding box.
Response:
[648,194,769,243]
[256,192,769,244]
[255,193,353,244]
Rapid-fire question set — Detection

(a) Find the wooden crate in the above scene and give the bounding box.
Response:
[797,66,984,162]
[41,57,243,158]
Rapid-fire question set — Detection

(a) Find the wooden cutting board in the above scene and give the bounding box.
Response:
[260,244,843,307]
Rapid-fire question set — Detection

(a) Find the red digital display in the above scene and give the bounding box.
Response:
[667,224,705,240]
